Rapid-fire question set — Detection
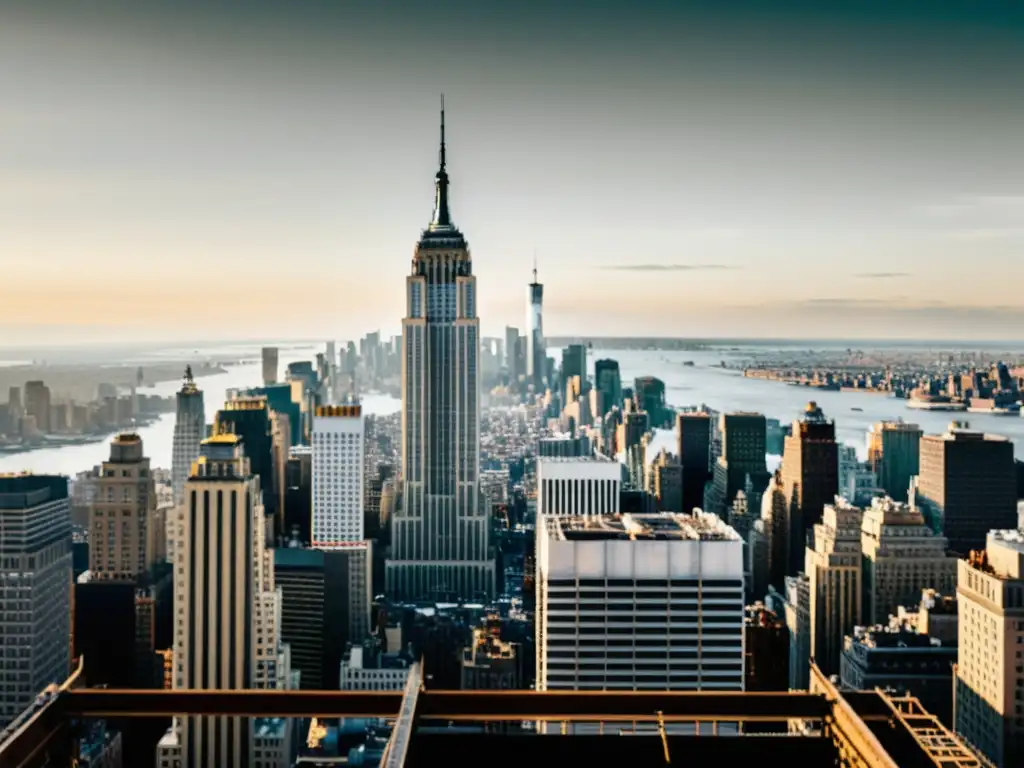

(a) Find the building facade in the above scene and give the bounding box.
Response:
[0,475,71,729]
[914,426,1016,555]
[171,368,205,506]
[866,420,921,502]
[536,512,744,693]
[89,433,159,581]
[955,531,1024,767]
[311,404,365,547]
[860,496,956,625]
[806,499,863,677]
[158,434,292,768]
[386,103,495,602]
[536,456,621,518]
[526,266,545,392]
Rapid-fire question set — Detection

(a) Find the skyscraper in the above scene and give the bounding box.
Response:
[677,411,711,514]
[955,531,1024,767]
[158,434,292,768]
[594,358,622,416]
[782,402,839,575]
[89,433,161,580]
[526,263,545,392]
[261,346,279,386]
[914,425,1016,555]
[171,367,205,506]
[866,420,921,502]
[385,100,495,601]
[311,404,365,546]
[0,475,71,729]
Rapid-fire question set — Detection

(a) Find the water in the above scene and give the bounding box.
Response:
[0,345,400,477]
[599,348,1024,459]
[4,342,1022,477]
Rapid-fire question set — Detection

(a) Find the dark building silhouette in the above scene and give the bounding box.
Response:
[634,376,670,428]
[709,412,769,515]
[914,427,1016,555]
[781,403,839,575]
[677,412,711,514]
[594,359,622,416]
[215,397,277,525]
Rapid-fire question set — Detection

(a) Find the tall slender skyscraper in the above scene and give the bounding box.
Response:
[158,434,292,768]
[386,99,495,601]
[526,261,545,391]
[171,367,205,505]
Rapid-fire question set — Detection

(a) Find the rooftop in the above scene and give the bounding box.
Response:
[549,512,738,542]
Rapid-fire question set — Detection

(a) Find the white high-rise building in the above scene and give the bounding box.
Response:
[536,512,745,694]
[171,367,205,506]
[311,404,365,547]
[537,456,621,518]
[158,434,292,768]
[386,99,495,601]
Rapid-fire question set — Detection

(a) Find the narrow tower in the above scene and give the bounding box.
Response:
[526,256,545,391]
[171,366,205,506]
[385,98,495,601]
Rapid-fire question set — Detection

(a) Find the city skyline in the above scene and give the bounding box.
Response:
[3,2,1024,343]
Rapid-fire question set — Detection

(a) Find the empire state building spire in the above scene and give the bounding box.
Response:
[430,94,452,230]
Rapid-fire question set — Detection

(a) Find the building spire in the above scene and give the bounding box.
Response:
[430,94,452,229]
[533,250,538,283]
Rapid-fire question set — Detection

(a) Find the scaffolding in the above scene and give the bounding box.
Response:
[881,693,995,768]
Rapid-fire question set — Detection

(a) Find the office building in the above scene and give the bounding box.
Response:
[866,420,921,502]
[761,470,789,592]
[88,433,160,581]
[504,326,520,376]
[339,643,412,691]
[841,623,956,727]
[781,573,811,691]
[806,498,863,677]
[677,411,711,514]
[709,412,768,515]
[744,603,789,692]
[955,530,1024,767]
[914,426,1016,555]
[634,376,670,428]
[214,396,276,526]
[261,346,279,386]
[561,345,587,395]
[386,102,495,601]
[171,367,205,506]
[157,434,292,768]
[461,619,523,690]
[273,544,368,691]
[23,380,51,434]
[536,512,744,693]
[311,404,365,547]
[526,264,545,392]
[859,497,956,625]
[0,475,71,729]
[536,456,621,518]
[782,402,839,575]
[594,359,621,416]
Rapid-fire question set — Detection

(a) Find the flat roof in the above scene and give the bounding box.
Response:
[548,512,738,542]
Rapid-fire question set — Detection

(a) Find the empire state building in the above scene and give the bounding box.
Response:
[385,101,495,601]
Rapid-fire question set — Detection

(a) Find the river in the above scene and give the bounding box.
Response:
[2,342,1022,477]
[0,345,400,477]
[597,347,1024,459]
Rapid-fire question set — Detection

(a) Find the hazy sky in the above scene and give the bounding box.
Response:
[3,1,1024,344]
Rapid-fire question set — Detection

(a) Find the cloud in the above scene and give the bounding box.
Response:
[600,263,739,272]
[855,272,910,279]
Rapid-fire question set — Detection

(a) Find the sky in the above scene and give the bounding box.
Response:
[3,0,1024,344]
